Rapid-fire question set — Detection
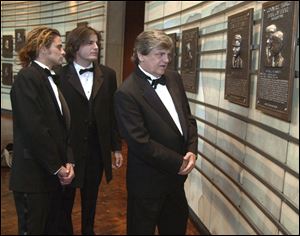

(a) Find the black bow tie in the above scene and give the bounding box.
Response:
[44,68,59,85]
[79,67,94,75]
[147,76,166,89]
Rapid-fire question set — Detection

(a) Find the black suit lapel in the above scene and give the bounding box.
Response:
[66,64,86,98]
[31,62,64,122]
[135,68,182,136]
[91,64,104,100]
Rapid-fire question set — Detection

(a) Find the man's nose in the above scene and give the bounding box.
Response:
[163,54,169,63]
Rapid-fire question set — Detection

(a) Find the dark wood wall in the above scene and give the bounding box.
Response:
[122,1,145,80]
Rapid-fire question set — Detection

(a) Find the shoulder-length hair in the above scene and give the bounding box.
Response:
[19,26,60,68]
[65,26,100,63]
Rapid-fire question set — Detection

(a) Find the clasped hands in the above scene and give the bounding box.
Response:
[178,152,196,175]
[57,163,75,186]
[112,151,123,169]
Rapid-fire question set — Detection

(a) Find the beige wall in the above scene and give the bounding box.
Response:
[144,1,299,234]
[1,1,126,109]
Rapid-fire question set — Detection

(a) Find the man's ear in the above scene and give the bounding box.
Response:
[39,46,48,56]
[137,52,144,62]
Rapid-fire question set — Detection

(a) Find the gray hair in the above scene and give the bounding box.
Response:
[131,30,173,65]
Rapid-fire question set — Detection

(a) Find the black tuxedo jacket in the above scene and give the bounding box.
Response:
[9,62,73,193]
[114,68,197,197]
[59,63,121,186]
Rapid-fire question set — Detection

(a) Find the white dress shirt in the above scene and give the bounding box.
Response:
[139,65,183,135]
[34,60,62,115]
[73,61,93,100]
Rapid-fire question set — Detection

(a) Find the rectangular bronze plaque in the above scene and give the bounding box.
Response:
[256,1,298,121]
[2,35,13,58]
[65,31,71,43]
[15,29,25,52]
[77,21,88,27]
[224,8,253,107]
[181,27,199,93]
[2,63,13,86]
[167,33,177,71]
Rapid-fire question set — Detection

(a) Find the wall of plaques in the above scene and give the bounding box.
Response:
[144,1,299,235]
[1,1,107,111]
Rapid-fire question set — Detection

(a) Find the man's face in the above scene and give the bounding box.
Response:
[76,34,99,63]
[232,43,240,57]
[269,35,282,56]
[138,48,170,77]
[45,36,65,67]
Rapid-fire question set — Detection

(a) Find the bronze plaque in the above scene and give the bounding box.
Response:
[167,33,177,71]
[15,29,25,52]
[2,35,13,58]
[65,31,71,43]
[256,1,298,121]
[2,63,13,86]
[77,21,88,27]
[225,9,253,107]
[181,28,199,93]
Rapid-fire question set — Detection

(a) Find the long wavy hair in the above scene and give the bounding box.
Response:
[18,26,61,68]
[65,26,100,63]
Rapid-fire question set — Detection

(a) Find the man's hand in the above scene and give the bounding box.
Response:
[178,152,196,175]
[112,151,123,169]
[58,163,75,185]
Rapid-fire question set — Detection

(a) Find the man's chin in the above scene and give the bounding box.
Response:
[89,57,98,61]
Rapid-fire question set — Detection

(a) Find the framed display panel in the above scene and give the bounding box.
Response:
[15,29,26,52]
[77,21,88,27]
[2,35,13,58]
[224,8,253,107]
[2,63,13,86]
[181,27,199,93]
[256,1,299,121]
[167,33,177,71]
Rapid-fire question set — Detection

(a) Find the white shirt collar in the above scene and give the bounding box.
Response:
[73,61,93,74]
[138,65,161,81]
[34,60,55,75]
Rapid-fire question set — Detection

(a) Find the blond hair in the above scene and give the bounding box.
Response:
[18,26,60,67]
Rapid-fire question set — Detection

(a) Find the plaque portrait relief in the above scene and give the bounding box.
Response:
[2,35,13,58]
[2,63,13,86]
[224,9,253,107]
[15,29,26,52]
[232,34,243,69]
[181,28,199,93]
[167,33,177,71]
[256,1,298,121]
[265,25,284,67]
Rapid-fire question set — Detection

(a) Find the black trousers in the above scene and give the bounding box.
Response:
[60,138,103,235]
[13,187,63,235]
[127,187,189,235]
[61,166,103,235]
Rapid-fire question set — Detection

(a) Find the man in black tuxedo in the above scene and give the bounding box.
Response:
[58,26,123,235]
[114,30,198,235]
[10,26,75,235]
